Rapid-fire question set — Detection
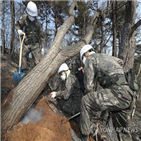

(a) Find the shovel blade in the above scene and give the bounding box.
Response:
[13,72,25,84]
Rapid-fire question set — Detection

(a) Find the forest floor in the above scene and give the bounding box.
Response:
[1,53,141,141]
[1,54,94,141]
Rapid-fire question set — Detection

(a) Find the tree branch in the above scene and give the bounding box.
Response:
[69,1,77,16]
[62,10,102,57]
[130,19,141,38]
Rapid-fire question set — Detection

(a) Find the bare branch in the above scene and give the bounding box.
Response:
[130,19,141,37]
[69,1,77,16]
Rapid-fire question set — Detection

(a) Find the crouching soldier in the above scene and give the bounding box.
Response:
[15,1,44,72]
[73,45,136,141]
[49,63,83,116]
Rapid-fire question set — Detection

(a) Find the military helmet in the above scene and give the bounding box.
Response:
[26,1,38,17]
[58,63,69,74]
[80,45,94,61]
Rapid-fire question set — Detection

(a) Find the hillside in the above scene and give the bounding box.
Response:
[1,54,141,141]
[1,54,94,141]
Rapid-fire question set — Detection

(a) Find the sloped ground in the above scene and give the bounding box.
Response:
[4,98,79,141]
[1,54,94,141]
[1,54,141,141]
[1,54,18,101]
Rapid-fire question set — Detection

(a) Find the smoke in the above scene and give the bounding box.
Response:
[22,106,43,124]
[41,47,49,57]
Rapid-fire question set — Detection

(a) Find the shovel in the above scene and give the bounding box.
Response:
[13,33,26,84]
[67,112,80,121]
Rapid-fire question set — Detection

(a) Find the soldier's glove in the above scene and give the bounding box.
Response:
[17,30,24,36]
[49,91,57,98]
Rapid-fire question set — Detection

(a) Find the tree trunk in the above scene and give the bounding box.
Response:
[10,1,15,57]
[100,23,105,53]
[112,1,117,57]
[1,1,5,56]
[118,0,137,71]
[2,2,102,136]
[55,3,58,36]
[83,13,86,37]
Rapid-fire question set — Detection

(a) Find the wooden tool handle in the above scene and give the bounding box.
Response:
[19,33,25,74]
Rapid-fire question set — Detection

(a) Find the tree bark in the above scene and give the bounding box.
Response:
[118,0,140,71]
[10,1,15,57]
[1,1,5,56]
[100,23,105,53]
[112,1,117,57]
[2,2,102,136]
[54,2,58,37]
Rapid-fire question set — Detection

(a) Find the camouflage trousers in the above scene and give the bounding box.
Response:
[59,94,83,116]
[22,43,41,70]
[79,85,134,141]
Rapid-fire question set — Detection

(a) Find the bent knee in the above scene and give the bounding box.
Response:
[81,95,87,105]
[81,95,92,110]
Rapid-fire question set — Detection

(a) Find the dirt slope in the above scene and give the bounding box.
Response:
[4,97,94,141]
[1,55,18,101]
[1,54,94,141]
[4,98,76,141]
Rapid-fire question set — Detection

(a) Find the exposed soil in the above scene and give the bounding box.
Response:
[4,98,78,141]
[1,54,94,141]
[1,55,18,101]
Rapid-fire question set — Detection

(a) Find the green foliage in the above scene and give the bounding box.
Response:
[47,1,69,36]
[75,1,91,38]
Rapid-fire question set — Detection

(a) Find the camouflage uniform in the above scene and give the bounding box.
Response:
[56,72,83,115]
[15,15,44,70]
[80,53,135,141]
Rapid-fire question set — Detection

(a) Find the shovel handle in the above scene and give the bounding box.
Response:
[67,112,80,121]
[19,33,25,74]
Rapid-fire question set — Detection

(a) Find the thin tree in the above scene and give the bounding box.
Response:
[1,1,5,55]
[10,1,15,57]
[75,1,91,38]
[112,1,117,57]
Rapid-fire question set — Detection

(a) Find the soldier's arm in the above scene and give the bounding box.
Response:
[56,76,75,100]
[15,15,26,31]
[84,58,95,94]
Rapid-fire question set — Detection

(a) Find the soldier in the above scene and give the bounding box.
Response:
[15,1,44,72]
[73,45,135,141]
[49,63,83,116]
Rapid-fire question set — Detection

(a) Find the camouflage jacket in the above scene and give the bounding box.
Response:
[84,52,127,93]
[15,15,44,46]
[56,72,83,100]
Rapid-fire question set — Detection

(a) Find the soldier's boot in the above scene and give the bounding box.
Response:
[90,122,111,141]
[21,60,30,73]
[21,68,30,73]
[79,135,88,141]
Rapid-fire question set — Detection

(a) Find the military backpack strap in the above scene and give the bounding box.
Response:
[96,54,118,87]
[97,54,128,87]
